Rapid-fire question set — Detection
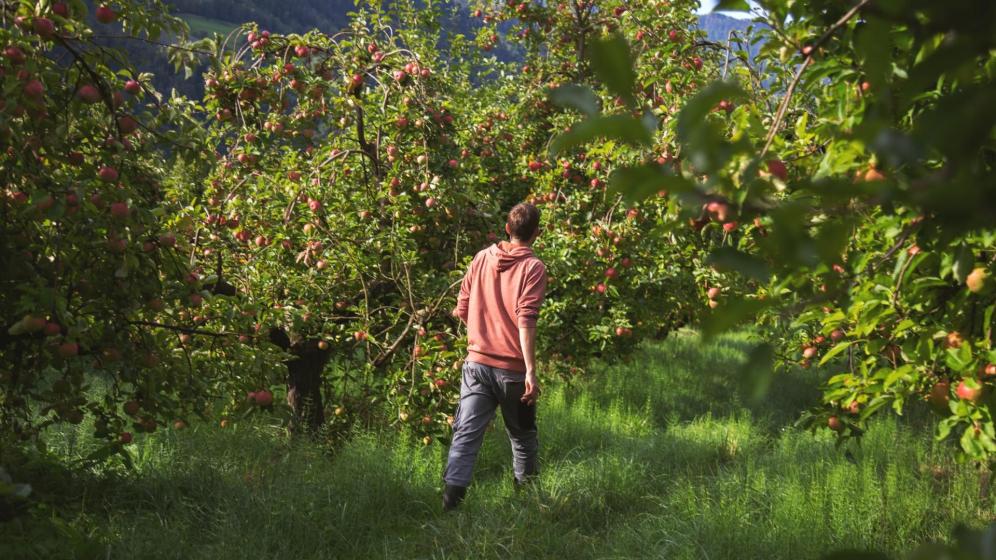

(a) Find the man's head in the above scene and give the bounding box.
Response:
[505,203,541,245]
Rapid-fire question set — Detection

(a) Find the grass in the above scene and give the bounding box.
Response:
[177,13,241,38]
[3,330,995,559]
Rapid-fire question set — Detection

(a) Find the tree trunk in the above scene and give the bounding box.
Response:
[268,328,331,433]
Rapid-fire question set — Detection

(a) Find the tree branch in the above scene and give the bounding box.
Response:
[760,0,873,156]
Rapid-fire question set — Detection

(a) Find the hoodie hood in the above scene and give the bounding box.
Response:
[487,242,535,272]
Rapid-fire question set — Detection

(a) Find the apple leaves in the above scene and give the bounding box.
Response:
[549,85,601,117]
[549,114,652,156]
[589,33,637,108]
[712,0,752,12]
[608,164,697,203]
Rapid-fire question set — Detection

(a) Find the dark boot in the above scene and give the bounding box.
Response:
[442,484,466,511]
[512,474,537,492]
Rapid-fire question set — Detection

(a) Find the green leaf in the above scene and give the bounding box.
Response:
[738,343,774,403]
[952,244,973,283]
[705,247,771,282]
[855,17,892,92]
[676,81,746,143]
[549,115,652,156]
[712,0,751,11]
[819,341,853,366]
[589,33,636,107]
[549,85,601,117]
[945,342,973,372]
[607,164,697,202]
[936,417,957,441]
[701,299,773,340]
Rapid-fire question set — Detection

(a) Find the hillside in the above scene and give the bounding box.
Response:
[122,4,762,99]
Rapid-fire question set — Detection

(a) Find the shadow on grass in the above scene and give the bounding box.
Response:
[2,334,986,560]
[573,331,826,433]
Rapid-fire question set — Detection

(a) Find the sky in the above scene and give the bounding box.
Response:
[696,0,759,19]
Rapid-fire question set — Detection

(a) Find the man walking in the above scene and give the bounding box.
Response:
[443,203,547,511]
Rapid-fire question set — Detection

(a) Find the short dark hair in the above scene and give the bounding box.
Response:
[507,203,540,240]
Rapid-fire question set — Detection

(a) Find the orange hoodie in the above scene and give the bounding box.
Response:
[454,242,547,374]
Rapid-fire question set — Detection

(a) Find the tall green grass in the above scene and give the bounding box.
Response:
[3,331,993,559]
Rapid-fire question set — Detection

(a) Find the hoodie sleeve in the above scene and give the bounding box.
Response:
[455,253,477,322]
[516,261,547,328]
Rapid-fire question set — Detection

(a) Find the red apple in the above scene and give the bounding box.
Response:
[3,46,26,64]
[802,347,817,359]
[707,287,721,299]
[118,116,139,135]
[946,331,964,349]
[767,159,788,181]
[109,201,129,219]
[827,416,842,431]
[106,236,126,253]
[23,79,45,98]
[595,283,607,294]
[57,342,78,358]
[254,389,273,407]
[928,381,950,411]
[863,167,886,182]
[33,17,55,39]
[95,5,117,24]
[124,80,141,95]
[956,380,981,403]
[119,431,133,444]
[72,83,101,104]
[604,267,618,279]
[98,165,119,182]
[966,267,989,293]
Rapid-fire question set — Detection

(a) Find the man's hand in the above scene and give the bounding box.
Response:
[519,326,539,405]
[521,371,540,406]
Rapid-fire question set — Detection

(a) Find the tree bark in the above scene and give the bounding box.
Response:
[268,328,331,433]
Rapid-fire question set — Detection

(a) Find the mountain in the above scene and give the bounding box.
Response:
[697,13,764,58]
[117,4,763,98]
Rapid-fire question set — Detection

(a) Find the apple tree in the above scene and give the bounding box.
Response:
[553,0,996,462]
[0,0,277,457]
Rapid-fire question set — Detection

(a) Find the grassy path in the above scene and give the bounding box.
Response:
[4,332,993,559]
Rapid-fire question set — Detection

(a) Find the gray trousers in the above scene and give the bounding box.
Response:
[443,360,538,487]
